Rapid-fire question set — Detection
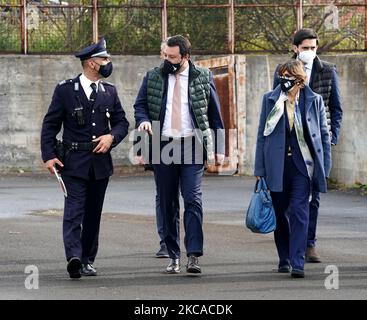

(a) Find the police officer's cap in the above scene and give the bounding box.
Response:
[75,38,111,61]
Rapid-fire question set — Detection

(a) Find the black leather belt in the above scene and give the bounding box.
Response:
[64,141,97,151]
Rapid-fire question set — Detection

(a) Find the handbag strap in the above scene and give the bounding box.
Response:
[255,177,269,193]
[259,177,269,191]
[255,178,263,193]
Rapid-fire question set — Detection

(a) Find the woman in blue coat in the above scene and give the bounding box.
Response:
[254,60,331,278]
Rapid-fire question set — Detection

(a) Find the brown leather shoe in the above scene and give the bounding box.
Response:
[305,247,321,263]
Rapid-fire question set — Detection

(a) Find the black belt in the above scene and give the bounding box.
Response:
[64,141,97,151]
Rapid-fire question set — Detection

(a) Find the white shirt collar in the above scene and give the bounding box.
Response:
[80,73,100,91]
[170,64,189,77]
[305,61,313,70]
[180,65,189,77]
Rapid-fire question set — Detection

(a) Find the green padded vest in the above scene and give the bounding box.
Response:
[146,64,215,159]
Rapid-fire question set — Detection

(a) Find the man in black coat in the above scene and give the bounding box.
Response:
[40,38,129,278]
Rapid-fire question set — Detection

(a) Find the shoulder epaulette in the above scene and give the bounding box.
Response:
[101,80,115,87]
[58,79,73,86]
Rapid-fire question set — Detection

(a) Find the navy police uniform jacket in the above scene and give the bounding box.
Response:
[41,75,129,180]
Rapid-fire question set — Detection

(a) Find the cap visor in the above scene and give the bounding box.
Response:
[91,51,111,58]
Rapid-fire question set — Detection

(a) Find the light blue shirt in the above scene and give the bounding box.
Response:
[304,61,313,85]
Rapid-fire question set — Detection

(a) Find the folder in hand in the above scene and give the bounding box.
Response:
[53,166,68,198]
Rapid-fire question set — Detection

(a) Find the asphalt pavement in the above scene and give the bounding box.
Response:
[0,174,366,300]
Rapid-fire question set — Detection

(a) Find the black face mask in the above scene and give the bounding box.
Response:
[279,76,297,93]
[162,59,182,75]
[98,61,113,78]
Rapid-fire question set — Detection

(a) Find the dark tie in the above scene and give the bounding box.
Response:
[90,83,97,102]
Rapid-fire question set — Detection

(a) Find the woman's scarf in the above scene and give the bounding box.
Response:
[263,91,314,179]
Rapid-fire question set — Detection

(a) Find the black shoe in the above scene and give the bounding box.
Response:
[278,265,291,273]
[81,263,97,276]
[186,256,201,274]
[291,269,305,278]
[155,244,169,258]
[67,257,82,279]
[166,259,180,274]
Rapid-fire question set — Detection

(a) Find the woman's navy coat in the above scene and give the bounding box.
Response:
[254,85,331,193]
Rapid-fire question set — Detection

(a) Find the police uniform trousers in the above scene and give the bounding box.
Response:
[62,166,109,264]
[153,136,204,259]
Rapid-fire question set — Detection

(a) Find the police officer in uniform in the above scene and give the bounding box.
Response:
[40,38,129,279]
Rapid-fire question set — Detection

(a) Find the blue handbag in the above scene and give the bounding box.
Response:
[245,177,276,234]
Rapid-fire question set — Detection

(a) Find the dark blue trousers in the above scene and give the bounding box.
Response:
[308,191,320,247]
[62,173,109,264]
[153,162,204,259]
[271,157,311,271]
[153,169,180,247]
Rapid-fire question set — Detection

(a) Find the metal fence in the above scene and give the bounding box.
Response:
[0,0,366,54]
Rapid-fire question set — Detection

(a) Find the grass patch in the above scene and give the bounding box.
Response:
[328,179,367,196]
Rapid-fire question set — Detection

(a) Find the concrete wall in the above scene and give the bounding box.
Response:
[0,55,162,172]
[0,54,366,185]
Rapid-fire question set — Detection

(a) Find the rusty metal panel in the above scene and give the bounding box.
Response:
[195,55,238,175]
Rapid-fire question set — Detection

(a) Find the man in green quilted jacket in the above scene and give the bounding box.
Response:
[134,35,225,275]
